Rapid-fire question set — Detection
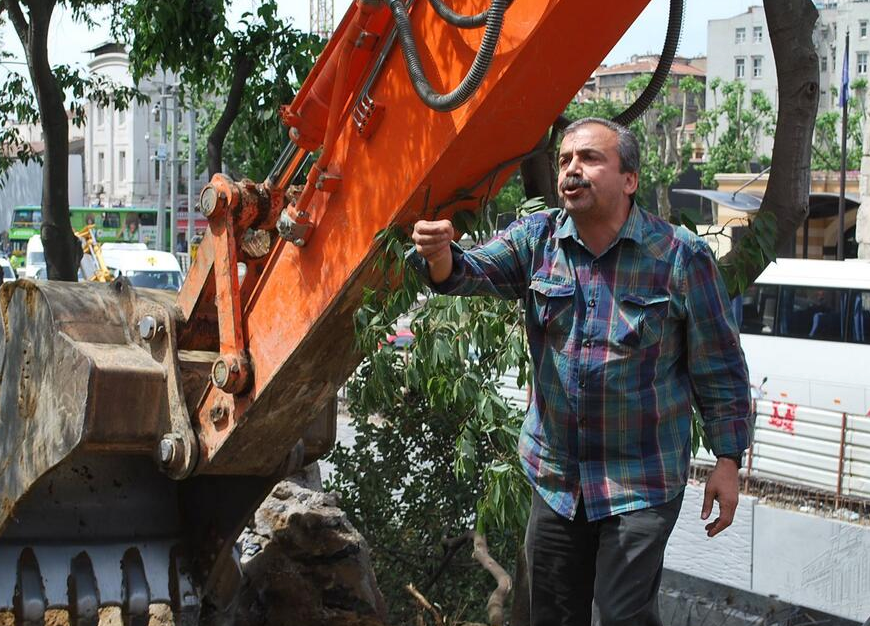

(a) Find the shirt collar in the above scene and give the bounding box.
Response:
[553,202,645,246]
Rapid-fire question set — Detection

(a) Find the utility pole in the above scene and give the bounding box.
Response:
[310,0,334,39]
[170,88,179,256]
[187,105,196,255]
[156,81,168,251]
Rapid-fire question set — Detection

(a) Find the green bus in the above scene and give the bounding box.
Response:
[8,206,207,256]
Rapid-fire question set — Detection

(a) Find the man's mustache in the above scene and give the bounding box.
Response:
[559,176,592,192]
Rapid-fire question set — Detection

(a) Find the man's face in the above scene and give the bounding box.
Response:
[557,124,638,218]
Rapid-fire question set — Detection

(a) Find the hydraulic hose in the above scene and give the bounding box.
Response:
[426,0,487,29]
[389,0,508,112]
[613,0,685,127]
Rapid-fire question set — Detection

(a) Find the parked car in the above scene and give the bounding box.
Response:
[0,257,16,283]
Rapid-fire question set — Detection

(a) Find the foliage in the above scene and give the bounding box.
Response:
[118,0,323,180]
[0,3,143,189]
[696,79,776,187]
[327,199,545,623]
[811,79,866,171]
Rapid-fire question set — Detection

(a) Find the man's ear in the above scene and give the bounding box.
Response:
[624,171,639,196]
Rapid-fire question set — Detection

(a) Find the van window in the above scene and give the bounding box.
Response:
[739,284,778,335]
[777,286,846,341]
[848,291,870,344]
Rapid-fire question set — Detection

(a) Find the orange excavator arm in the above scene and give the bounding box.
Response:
[0,0,652,621]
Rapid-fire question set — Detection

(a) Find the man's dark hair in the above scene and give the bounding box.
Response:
[562,117,641,175]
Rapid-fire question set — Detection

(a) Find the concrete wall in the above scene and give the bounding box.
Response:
[664,482,870,623]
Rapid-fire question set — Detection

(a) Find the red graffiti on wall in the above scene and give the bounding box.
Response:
[769,402,797,434]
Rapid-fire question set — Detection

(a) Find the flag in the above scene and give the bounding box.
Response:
[840,34,850,108]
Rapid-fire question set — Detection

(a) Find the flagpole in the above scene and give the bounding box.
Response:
[838,30,850,261]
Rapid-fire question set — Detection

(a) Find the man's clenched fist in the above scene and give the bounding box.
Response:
[412,220,455,284]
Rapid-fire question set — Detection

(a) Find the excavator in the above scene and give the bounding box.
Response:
[0,0,680,622]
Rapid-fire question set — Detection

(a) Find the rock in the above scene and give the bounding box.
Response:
[235,464,387,626]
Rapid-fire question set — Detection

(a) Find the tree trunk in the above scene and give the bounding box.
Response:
[520,116,570,209]
[207,53,255,178]
[6,0,81,280]
[720,0,820,278]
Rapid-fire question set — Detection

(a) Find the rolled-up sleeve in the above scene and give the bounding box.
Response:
[683,240,753,457]
[406,218,533,301]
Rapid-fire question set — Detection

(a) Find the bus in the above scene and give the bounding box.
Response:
[7,206,207,255]
[706,258,870,499]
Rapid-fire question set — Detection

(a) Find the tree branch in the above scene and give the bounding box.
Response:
[207,51,255,177]
[471,532,512,626]
[406,583,444,626]
[422,531,474,592]
[3,0,29,46]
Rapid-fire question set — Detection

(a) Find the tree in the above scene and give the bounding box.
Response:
[696,78,776,188]
[330,1,819,624]
[624,74,705,219]
[0,0,142,280]
[119,0,323,181]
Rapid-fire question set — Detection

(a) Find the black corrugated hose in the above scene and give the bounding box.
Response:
[389,0,508,112]
[426,0,488,29]
[613,0,685,127]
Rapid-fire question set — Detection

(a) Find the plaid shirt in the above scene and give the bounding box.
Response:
[408,205,752,521]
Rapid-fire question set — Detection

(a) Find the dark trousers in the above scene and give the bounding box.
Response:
[525,489,684,626]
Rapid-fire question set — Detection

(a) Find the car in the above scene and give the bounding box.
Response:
[0,257,16,283]
[384,329,414,348]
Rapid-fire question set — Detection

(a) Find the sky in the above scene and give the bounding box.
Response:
[0,0,760,77]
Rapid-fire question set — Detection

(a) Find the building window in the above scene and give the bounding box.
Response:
[97,151,105,182]
[119,151,126,181]
[859,52,869,74]
[862,21,869,39]
[752,56,763,78]
[96,106,104,127]
[822,55,828,72]
[118,107,126,126]
[735,27,746,44]
[753,26,763,43]
[735,57,746,79]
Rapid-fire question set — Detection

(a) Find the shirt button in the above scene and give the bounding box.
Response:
[579,379,586,388]
[582,338,591,348]
[588,299,596,308]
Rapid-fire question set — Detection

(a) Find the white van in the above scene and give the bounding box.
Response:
[0,257,16,283]
[24,235,46,279]
[98,243,184,291]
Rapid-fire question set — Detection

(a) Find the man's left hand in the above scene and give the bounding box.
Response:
[701,457,739,538]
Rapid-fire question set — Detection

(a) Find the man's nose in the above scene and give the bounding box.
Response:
[566,155,582,177]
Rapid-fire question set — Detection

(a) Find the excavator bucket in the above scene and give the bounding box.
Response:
[0,280,200,622]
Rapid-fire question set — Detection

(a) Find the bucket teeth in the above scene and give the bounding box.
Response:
[1,543,199,625]
[121,549,150,626]
[14,549,46,626]
[69,553,99,626]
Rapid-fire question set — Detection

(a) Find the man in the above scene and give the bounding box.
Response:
[409,118,752,626]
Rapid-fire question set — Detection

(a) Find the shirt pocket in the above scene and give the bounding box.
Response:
[613,292,671,348]
[529,278,576,337]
